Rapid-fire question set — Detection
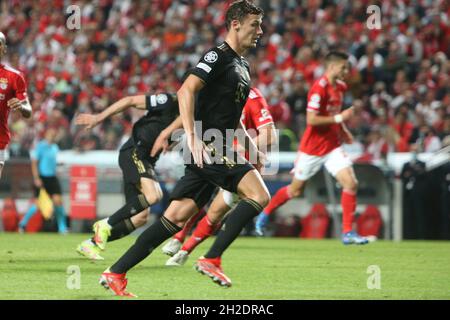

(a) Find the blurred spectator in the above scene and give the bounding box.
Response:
[0,0,447,156]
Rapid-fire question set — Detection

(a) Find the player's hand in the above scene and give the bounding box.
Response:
[187,134,205,168]
[340,106,355,121]
[255,150,266,173]
[34,177,42,188]
[150,131,170,157]
[75,113,100,130]
[7,98,22,111]
[341,129,354,144]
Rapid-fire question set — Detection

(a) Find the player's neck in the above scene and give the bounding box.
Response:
[324,72,337,86]
[224,36,247,57]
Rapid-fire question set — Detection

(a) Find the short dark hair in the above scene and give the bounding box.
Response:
[325,51,349,65]
[225,1,264,30]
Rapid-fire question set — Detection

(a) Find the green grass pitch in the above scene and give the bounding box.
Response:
[0,233,449,300]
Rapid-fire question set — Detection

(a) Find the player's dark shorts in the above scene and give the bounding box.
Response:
[169,161,254,209]
[33,176,62,197]
[119,147,158,202]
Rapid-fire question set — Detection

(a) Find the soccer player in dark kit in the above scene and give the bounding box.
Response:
[99,1,268,296]
[75,92,181,260]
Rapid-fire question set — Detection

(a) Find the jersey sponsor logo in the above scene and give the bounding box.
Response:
[204,51,218,63]
[308,93,320,109]
[197,62,212,73]
[259,109,272,122]
[156,94,168,104]
[0,78,8,90]
[311,94,321,103]
[248,90,258,99]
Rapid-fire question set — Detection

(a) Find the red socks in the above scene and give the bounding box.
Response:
[341,190,357,233]
[173,208,206,242]
[263,186,292,215]
[182,215,220,253]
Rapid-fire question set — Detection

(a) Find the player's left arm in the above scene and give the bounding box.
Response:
[150,116,183,157]
[340,121,354,144]
[8,73,31,118]
[254,123,277,150]
[238,120,265,170]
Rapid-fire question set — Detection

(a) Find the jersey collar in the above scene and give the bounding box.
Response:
[223,41,240,58]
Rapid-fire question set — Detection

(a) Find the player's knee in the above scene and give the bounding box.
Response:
[164,211,188,227]
[290,187,303,198]
[252,189,270,208]
[132,212,149,227]
[344,179,358,192]
[143,191,162,206]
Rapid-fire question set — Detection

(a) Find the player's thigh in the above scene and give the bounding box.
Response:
[236,169,270,207]
[164,198,200,226]
[206,190,233,224]
[292,152,325,181]
[334,166,358,191]
[0,149,9,176]
[169,166,216,209]
[221,189,240,208]
[324,147,357,189]
[130,210,149,228]
[140,177,163,204]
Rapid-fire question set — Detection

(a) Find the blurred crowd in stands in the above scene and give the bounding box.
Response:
[1,0,449,163]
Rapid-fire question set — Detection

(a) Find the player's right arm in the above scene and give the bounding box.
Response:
[307,107,354,126]
[306,86,354,126]
[177,74,205,167]
[75,95,146,130]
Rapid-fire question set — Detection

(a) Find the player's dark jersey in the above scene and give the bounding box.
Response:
[187,42,251,139]
[120,92,179,165]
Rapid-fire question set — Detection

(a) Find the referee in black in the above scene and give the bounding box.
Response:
[101,1,268,296]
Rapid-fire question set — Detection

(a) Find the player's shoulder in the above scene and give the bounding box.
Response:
[1,64,23,77]
[336,79,348,91]
[248,88,262,100]
[201,44,228,63]
[315,76,329,89]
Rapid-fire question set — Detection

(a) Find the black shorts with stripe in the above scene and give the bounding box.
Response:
[33,176,62,197]
[119,147,158,202]
[169,161,254,209]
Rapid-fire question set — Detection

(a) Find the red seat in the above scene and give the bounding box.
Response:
[1,198,19,231]
[356,205,383,237]
[300,203,330,238]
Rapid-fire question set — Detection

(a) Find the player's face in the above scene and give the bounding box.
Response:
[238,14,263,49]
[45,129,57,143]
[0,43,6,59]
[333,60,349,80]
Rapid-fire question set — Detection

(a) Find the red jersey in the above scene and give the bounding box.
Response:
[241,87,274,133]
[0,63,28,148]
[299,75,347,156]
[237,88,274,160]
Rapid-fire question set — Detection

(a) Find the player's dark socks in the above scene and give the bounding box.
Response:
[110,216,181,274]
[107,194,150,226]
[108,218,136,242]
[205,198,263,259]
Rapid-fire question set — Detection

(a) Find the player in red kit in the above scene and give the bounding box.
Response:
[0,31,32,178]
[255,52,369,245]
[162,87,277,266]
